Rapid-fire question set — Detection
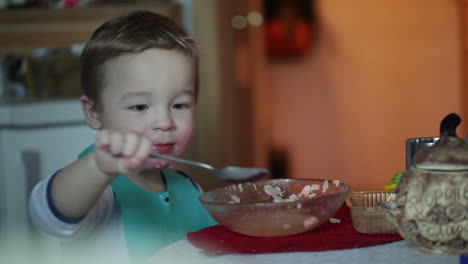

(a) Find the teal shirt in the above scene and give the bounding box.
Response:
[79,145,217,263]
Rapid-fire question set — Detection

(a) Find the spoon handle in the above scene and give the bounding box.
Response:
[149,153,215,171]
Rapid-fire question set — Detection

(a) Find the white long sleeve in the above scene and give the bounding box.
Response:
[28,171,130,263]
[29,171,115,238]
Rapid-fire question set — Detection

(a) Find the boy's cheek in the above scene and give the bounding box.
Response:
[180,122,195,140]
[180,129,194,142]
[177,130,195,152]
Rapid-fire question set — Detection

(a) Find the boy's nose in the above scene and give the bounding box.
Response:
[152,112,176,131]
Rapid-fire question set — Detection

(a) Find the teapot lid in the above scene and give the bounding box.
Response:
[411,113,468,171]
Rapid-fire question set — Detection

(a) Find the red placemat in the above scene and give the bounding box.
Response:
[187,205,402,255]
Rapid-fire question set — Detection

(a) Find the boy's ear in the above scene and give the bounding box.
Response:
[80,95,102,130]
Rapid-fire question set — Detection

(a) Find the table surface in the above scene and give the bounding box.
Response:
[150,238,459,264]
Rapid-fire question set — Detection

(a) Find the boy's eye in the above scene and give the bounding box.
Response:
[173,103,190,110]
[129,104,148,111]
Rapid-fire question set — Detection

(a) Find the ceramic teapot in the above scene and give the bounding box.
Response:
[388,113,468,254]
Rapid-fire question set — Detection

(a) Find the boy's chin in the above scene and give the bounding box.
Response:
[144,159,172,170]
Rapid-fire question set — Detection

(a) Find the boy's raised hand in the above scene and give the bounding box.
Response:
[93,129,152,175]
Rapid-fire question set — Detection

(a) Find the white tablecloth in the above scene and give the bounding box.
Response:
[149,238,459,264]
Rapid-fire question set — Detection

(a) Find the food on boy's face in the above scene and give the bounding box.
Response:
[143,156,171,170]
[147,144,175,169]
[150,159,164,169]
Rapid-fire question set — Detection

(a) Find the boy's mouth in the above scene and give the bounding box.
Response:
[152,143,174,154]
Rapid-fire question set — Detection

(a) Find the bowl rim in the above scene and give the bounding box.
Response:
[199,178,350,207]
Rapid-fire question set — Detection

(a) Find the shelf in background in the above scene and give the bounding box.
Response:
[0,1,181,60]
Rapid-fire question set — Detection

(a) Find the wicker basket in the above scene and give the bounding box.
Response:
[346,191,397,234]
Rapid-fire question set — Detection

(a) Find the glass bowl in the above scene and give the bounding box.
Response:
[199,178,350,237]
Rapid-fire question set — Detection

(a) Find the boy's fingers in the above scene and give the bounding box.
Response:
[110,132,124,155]
[123,133,138,156]
[96,129,110,148]
[134,137,152,161]
[94,131,152,174]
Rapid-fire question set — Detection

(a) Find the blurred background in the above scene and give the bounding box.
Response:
[0,0,467,261]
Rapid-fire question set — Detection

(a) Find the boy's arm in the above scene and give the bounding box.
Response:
[50,130,152,219]
[50,152,115,219]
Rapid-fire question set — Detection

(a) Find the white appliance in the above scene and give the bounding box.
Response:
[0,100,95,262]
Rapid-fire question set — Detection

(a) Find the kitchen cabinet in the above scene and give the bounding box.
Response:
[0,100,95,261]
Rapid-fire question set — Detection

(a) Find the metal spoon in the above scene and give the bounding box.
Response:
[149,153,270,182]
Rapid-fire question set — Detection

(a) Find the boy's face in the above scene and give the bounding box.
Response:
[89,48,196,169]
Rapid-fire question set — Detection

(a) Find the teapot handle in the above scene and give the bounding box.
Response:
[440,113,461,137]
